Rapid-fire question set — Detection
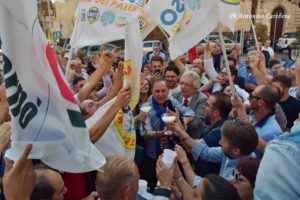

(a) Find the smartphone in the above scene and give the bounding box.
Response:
[154,69,161,74]
[167,99,176,112]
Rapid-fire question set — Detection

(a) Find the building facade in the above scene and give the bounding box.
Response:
[255,0,300,39]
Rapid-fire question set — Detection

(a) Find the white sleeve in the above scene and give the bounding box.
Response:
[235,85,249,104]
[204,58,218,79]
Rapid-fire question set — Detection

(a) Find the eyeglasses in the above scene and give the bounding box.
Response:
[180,82,193,87]
[249,92,261,100]
[219,71,228,76]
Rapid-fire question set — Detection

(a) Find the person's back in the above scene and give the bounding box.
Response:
[254,131,300,200]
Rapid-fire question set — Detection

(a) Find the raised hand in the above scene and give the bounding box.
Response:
[0,122,11,152]
[174,144,188,164]
[3,144,36,200]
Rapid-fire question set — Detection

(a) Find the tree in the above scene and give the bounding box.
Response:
[255,23,268,42]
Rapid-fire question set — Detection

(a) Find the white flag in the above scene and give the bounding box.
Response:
[70,0,156,48]
[218,0,241,32]
[144,0,186,37]
[52,0,68,4]
[168,0,219,59]
[85,17,143,159]
[0,0,105,173]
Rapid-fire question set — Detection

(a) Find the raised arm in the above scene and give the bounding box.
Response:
[88,87,131,143]
[77,51,114,102]
[248,53,269,85]
[173,57,186,75]
[174,145,196,186]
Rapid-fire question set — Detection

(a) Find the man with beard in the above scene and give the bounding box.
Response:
[191,91,232,176]
[164,63,181,97]
[168,119,258,187]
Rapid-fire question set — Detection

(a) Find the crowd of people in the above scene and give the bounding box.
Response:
[0,38,300,200]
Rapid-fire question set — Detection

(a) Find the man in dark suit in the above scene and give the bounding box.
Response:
[172,71,207,139]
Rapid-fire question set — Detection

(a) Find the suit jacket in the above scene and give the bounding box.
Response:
[172,91,207,139]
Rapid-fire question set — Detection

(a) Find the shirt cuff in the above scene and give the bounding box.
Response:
[193,176,202,188]
[153,187,171,198]
[191,139,205,160]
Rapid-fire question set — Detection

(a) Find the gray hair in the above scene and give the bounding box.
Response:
[180,71,201,90]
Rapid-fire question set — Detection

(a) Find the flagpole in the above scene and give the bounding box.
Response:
[65,0,80,78]
[63,0,79,50]
[244,0,260,52]
[218,25,236,96]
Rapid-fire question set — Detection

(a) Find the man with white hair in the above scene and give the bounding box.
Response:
[172,71,207,139]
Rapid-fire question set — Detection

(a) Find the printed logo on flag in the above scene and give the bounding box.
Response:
[115,14,129,27]
[100,11,116,26]
[87,7,100,24]
[186,0,202,11]
[114,110,136,150]
[220,0,240,5]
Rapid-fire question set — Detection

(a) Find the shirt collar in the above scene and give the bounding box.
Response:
[253,111,275,128]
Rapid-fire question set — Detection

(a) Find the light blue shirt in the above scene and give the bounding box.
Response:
[249,113,282,142]
[144,97,195,158]
[191,139,240,187]
[238,66,257,85]
[254,131,300,200]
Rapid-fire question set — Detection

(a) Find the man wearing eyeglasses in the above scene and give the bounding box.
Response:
[172,71,207,139]
[248,85,282,142]
[233,84,282,144]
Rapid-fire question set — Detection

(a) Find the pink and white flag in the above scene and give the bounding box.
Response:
[0,0,105,173]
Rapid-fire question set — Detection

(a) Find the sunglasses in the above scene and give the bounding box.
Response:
[249,92,262,100]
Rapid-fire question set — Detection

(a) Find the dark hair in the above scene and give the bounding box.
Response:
[229,65,238,77]
[258,84,281,109]
[150,55,164,64]
[152,78,167,88]
[72,76,85,87]
[164,62,180,76]
[221,65,238,77]
[31,166,56,200]
[269,59,281,68]
[202,174,241,200]
[211,92,232,118]
[142,78,152,98]
[221,120,258,156]
[237,158,261,188]
[227,56,237,66]
[271,75,292,88]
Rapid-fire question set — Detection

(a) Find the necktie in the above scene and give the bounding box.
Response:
[183,98,189,107]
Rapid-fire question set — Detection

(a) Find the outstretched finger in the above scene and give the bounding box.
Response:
[4,158,13,174]
[14,144,33,171]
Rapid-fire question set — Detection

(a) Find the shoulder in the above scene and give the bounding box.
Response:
[193,92,208,102]
[172,90,182,99]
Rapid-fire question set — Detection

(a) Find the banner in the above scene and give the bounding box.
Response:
[144,0,187,37]
[0,0,105,173]
[52,0,68,3]
[168,0,219,59]
[219,0,241,32]
[85,17,142,159]
[70,0,156,48]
